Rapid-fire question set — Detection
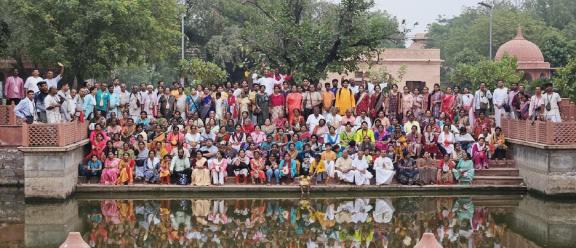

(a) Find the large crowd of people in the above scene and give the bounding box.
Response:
[81,198,509,247]
[6,67,564,186]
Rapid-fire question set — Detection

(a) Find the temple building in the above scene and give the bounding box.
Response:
[323,33,443,90]
[495,27,551,81]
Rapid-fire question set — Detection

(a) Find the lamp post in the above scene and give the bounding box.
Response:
[478,1,494,59]
[181,13,185,61]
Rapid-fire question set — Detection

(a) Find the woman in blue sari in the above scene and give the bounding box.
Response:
[200,88,214,119]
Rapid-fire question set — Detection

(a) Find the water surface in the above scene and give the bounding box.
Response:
[5,189,576,247]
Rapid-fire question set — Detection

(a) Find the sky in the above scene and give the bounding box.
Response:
[371,0,482,34]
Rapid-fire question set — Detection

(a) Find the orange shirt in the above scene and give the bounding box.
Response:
[322,91,335,111]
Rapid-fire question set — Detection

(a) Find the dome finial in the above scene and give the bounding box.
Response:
[515,26,524,39]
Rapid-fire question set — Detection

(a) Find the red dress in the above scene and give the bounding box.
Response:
[441,94,456,120]
[355,92,370,116]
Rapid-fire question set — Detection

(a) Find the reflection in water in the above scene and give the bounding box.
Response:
[78,197,514,247]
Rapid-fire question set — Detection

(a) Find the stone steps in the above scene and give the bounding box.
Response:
[475,168,520,177]
[487,159,515,168]
[473,176,524,185]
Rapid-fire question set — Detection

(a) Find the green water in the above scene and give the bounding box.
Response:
[4,189,576,247]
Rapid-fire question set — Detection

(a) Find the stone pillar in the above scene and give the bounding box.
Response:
[19,140,88,199]
[25,199,82,247]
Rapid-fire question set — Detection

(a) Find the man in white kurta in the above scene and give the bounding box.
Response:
[542,84,562,122]
[44,87,62,124]
[351,151,372,185]
[492,81,509,127]
[373,153,395,185]
[335,150,355,184]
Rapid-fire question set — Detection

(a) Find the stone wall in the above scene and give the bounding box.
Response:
[0,148,24,185]
[510,142,576,195]
[21,140,88,199]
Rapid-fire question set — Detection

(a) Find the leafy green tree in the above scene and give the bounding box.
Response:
[2,0,180,83]
[184,0,401,82]
[427,2,574,81]
[450,56,523,89]
[554,57,576,102]
[180,58,228,85]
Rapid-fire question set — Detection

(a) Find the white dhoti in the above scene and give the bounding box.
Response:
[375,168,395,185]
[353,170,373,185]
[336,170,355,183]
[324,160,335,178]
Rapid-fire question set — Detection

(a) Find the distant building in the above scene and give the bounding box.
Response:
[495,27,551,81]
[323,33,443,91]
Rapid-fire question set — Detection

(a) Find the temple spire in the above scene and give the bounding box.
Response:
[514,26,524,40]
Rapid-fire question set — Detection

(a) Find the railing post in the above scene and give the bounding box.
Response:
[22,122,29,146]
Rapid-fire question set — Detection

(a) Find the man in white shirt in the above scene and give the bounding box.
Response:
[24,69,44,93]
[257,73,276,96]
[45,63,64,89]
[306,107,325,132]
[57,83,74,121]
[542,83,562,122]
[354,111,372,130]
[492,80,509,127]
[325,107,343,131]
[349,80,359,95]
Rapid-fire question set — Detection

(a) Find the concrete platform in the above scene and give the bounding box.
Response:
[76,183,526,199]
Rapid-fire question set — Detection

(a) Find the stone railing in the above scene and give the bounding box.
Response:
[0,105,18,125]
[501,119,576,145]
[559,99,576,121]
[21,121,88,147]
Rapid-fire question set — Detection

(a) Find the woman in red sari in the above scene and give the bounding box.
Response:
[441,87,456,121]
[285,86,302,124]
[355,85,370,116]
[269,86,285,122]
[86,133,107,161]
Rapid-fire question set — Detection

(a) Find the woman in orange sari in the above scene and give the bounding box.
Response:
[441,87,456,121]
[117,152,135,185]
[285,86,302,124]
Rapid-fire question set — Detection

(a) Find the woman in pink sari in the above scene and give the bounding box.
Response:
[441,87,456,121]
[471,136,489,169]
[100,151,120,185]
[285,86,302,125]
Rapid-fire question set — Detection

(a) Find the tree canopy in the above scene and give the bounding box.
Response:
[1,0,181,83]
[427,0,576,82]
[183,0,402,82]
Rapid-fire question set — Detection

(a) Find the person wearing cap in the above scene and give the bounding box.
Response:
[33,81,49,123]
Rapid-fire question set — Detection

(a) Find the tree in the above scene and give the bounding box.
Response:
[2,0,180,82]
[184,0,401,82]
[450,56,523,89]
[179,58,228,85]
[426,2,573,81]
[554,57,576,102]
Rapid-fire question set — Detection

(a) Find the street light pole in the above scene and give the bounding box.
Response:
[181,13,185,61]
[478,1,494,59]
